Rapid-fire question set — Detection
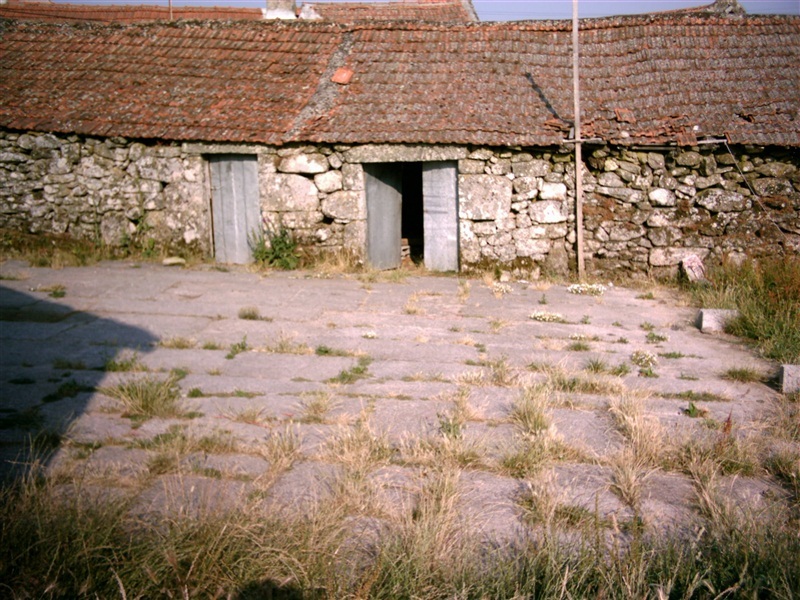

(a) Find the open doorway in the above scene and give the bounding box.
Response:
[364,161,458,272]
[401,162,424,264]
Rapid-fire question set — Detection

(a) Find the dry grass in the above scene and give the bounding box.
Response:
[101,375,185,420]
[509,385,551,435]
[609,448,653,509]
[257,425,302,473]
[297,391,338,424]
[259,333,313,355]
[323,419,393,478]
[608,390,663,467]
[158,337,196,349]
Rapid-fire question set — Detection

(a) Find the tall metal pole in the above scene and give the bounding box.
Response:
[573,0,585,279]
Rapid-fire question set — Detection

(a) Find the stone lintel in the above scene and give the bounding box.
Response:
[343,145,468,164]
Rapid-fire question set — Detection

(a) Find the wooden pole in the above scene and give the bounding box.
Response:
[573,0,585,280]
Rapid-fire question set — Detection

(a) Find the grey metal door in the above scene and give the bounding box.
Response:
[209,154,260,264]
[423,161,459,272]
[365,164,402,270]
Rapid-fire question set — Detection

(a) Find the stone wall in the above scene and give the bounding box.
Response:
[1,128,798,276]
[0,130,210,253]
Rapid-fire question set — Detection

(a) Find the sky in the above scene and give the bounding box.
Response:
[51,0,800,20]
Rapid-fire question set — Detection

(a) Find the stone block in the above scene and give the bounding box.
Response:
[752,177,794,197]
[696,189,747,213]
[278,153,328,174]
[458,174,512,221]
[321,191,363,221]
[529,200,566,224]
[314,170,343,193]
[779,365,800,394]
[263,173,319,211]
[648,188,677,207]
[539,182,567,202]
[695,309,739,333]
[511,159,551,178]
[649,247,709,267]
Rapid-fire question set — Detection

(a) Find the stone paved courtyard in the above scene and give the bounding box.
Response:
[0,260,790,549]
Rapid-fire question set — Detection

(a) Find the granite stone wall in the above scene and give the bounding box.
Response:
[1,129,798,275]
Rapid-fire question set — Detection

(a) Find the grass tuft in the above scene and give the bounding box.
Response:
[688,256,800,363]
[101,375,184,420]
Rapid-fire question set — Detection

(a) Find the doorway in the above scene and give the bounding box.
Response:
[364,161,458,272]
[207,154,260,264]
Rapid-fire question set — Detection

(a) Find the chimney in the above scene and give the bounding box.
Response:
[264,0,296,19]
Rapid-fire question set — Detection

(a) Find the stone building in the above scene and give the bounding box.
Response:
[0,0,798,276]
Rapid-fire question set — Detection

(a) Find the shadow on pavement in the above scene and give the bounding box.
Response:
[0,284,157,480]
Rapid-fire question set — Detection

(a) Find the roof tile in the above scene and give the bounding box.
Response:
[0,15,798,147]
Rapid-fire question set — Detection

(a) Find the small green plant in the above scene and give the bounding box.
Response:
[630,350,657,369]
[42,380,93,403]
[225,336,248,359]
[187,387,204,398]
[202,341,224,350]
[662,390,731,403]
[660,351,685,359]
[327,356,372,384]
[638,367,659,378]
[584,358,609,374]
[645,331,669,344]
[636,292,656,300]
[315,345,352,357]
[579,315,591,325]
[567,283,606,296]
[683,402,709,418]
[529,310,566,323]
[566,341,591,352]
[103,352,148,373]
[640,321,656,332]
[538,293,548,305]
[238,306,260,320]
[609,363,631,377]
[250,228,299,270]
[721,366,763,383]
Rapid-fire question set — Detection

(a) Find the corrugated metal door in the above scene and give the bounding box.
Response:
[423,161,459,272]
[209,154,260,264]
[365,163,402,270]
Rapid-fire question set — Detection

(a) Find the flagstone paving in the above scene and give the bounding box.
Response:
[0,260,792,548]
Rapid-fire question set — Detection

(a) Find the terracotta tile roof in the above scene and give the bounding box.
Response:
[0,1,265,23]
[1,14,798,147]
[0,20,343,144]
[300,0,477,22]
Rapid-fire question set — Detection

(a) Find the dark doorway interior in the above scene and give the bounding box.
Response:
[401,162,424,263]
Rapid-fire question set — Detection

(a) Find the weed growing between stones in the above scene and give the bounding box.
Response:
[327,356,372,384]
[103,352,148,372]
[225,336,249,359]
[297,391,337,424]
[158,336,196,349]
[101,375,185,420]
[721,366,764,383]
[260,333,313,355]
